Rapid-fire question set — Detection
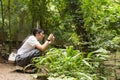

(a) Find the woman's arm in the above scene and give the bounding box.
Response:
[35,34,55,51]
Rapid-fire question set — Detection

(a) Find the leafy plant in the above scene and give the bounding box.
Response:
[32,46,109,80]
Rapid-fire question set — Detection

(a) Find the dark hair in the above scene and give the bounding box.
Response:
[33,28,44,36]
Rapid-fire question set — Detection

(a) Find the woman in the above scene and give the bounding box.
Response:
[15,28,54,67]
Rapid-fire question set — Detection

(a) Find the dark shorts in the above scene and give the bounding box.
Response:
[15,49,42,67]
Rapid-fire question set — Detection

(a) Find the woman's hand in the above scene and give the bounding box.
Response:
[47,33,55,44]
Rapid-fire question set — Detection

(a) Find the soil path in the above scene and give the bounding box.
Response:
[0,63,34,80]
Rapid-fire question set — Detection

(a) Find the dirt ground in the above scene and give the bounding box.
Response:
[0,58,34,80]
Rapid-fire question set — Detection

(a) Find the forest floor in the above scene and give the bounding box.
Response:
[0,57,34,80]
[0,52,120,80]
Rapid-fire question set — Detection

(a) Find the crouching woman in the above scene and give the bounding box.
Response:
[15,28,54,67]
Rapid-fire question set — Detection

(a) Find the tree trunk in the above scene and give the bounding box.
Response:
[75,24,89,52]
[67,0,89,52]
[31,0,35,32]
[0,0,5,45]
[8,0,12,53]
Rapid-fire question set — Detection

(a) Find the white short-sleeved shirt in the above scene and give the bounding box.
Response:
[17,35,40,55]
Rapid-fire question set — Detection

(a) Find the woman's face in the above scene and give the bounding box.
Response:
[36,31,44,40]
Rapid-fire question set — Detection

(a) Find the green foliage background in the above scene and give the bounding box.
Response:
[0,0,120,52]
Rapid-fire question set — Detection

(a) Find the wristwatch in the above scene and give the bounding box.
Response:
[47,39,50,41]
